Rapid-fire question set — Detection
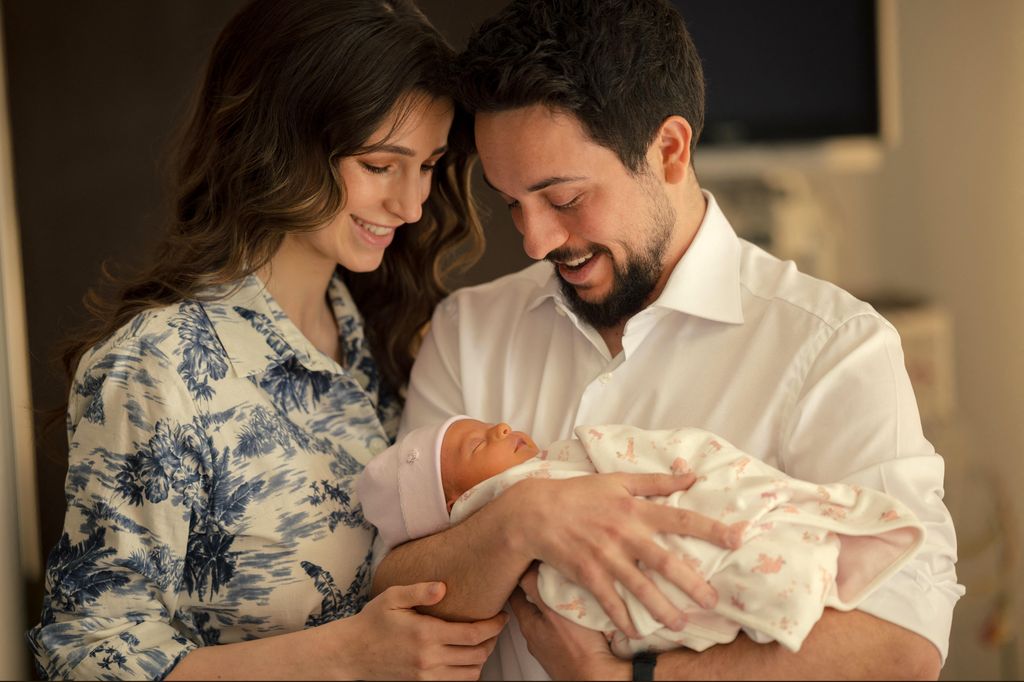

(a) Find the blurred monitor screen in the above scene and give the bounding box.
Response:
[672,0,879,145]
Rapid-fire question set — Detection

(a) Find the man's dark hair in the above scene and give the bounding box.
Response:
[455,0,705,173]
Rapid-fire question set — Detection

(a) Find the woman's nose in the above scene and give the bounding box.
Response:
[384,174,425,224]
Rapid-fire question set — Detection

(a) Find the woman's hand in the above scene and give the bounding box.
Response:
[504,472,744,638]
[167,581,505,680]
[333,581,507,680]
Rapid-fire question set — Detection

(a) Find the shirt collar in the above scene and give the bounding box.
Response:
[650,190,744,324]
[200,273,360,378]
[527,190,744,325]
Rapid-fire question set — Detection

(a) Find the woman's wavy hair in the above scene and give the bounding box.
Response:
[63,0,483,395]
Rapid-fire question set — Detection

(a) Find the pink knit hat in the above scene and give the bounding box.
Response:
[357,415,468,557]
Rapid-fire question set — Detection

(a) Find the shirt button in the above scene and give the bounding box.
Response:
[406,449,419,463]
[599,373,612,384]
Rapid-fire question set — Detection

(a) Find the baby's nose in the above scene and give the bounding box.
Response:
[491,423,512,439]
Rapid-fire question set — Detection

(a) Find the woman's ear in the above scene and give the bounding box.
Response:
[653,115,693,185]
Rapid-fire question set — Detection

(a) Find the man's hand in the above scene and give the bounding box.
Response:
[509,472,743,637]
[510,565,630,681]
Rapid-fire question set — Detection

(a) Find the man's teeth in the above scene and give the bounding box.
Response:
[562,254,593,267]
[355,217,394,236]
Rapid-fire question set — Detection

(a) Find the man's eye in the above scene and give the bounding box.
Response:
[553,195,581,210]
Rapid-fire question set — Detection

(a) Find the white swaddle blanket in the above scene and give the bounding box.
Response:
[450,424,924,655]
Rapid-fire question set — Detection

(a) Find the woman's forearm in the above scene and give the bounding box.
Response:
[165,622,355,680]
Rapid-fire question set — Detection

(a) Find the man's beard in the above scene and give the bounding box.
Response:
[553,183,676,330]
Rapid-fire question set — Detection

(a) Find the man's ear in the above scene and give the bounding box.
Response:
[653,115,693,185]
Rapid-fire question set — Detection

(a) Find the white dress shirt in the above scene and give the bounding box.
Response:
[401,192,963,678]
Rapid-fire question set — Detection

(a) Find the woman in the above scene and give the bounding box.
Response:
[27,0,502,679]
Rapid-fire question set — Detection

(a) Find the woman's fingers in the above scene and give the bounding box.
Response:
[434,665,495,681]
[440,638,498,666]
[382,580,447,609]
[434,612,508,646]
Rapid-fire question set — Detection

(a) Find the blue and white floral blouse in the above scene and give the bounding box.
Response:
[28,274,400,680]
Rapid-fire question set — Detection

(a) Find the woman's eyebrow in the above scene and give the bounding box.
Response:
[371,143,448,157]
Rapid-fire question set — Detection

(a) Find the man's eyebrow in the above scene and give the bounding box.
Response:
[481,173,586,194]
[367,143,448,157]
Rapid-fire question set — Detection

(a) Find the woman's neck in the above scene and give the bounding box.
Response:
[257,236,342,364]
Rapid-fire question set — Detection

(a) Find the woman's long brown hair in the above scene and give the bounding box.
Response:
[62,0,483,396]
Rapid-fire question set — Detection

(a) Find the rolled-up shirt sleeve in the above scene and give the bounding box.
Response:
[28,342,204,680]
[780,313,964,662]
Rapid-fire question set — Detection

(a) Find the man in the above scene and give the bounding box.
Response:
[373,0,962,678]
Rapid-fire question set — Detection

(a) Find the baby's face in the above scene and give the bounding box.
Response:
[440,419,540,507]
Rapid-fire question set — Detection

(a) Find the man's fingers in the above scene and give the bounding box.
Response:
[509,586,540,624]
[617,472,696,497]
[631,538,719,610]
[574,567,640,638]
[608,552,690,630]
[518,565,541,599]
[639,499,744,549]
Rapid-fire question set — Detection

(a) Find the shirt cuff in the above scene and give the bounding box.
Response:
[29,616,197,681]
[854,567,965,663]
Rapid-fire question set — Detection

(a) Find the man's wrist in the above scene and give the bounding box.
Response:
[585,654,631,681]
[497,478,541,560]
[631,651,658,681]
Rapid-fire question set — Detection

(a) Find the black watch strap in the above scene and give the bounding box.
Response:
[632,651,658,682]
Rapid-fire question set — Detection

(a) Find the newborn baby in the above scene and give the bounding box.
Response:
[358,417,924,655]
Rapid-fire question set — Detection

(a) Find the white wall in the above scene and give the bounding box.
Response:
[818,1,1024,677]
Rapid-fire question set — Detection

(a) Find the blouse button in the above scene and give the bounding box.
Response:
[406,449,420,463]
[599,373,612,384]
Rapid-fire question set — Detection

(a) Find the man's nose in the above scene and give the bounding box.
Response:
[519,210,569,260]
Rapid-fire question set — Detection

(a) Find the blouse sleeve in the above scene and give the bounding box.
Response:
[28,337,208,680]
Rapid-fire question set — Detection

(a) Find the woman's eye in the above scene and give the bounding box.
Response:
[420,163,437,174]
[505,199,520,211]
[360,162,390,175]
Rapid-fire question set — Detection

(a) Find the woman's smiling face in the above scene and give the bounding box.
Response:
[289,94,454,274]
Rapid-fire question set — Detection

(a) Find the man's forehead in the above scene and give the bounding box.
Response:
[474,106,613,192]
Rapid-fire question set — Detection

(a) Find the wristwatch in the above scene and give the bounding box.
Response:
[632,651,658,681]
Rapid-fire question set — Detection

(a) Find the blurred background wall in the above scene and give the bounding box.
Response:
[0,1,1020,679]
